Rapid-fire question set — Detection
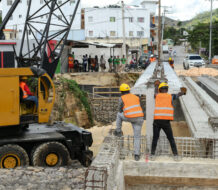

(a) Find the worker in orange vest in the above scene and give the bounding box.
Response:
[20,76,38,109]
[114,83,144,161]
[169,57,174,69]
[150,81,187,161]
[149,54,156,62]
[68,54,74,72]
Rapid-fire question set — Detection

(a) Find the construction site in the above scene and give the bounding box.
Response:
[0,0,218,190]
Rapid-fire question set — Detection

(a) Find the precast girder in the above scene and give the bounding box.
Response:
[179,77,218,138]
[198,76,218,102]
[131,62,182,95]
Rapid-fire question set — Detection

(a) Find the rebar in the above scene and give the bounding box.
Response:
[117,136,218,159]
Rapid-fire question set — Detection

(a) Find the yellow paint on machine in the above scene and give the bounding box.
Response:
[0,68,55,126]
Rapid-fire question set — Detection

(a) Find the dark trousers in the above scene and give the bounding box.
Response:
[151,120,178,155]
[83,64,87,72]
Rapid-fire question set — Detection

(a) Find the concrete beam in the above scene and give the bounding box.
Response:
[131,62,157,95]
[123,160,218,179]
[179,77,218,139]
[198,76,218,102]
[163,62,182,94]
[124,160,218,189]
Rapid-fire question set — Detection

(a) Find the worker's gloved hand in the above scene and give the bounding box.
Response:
[154,80,160,86]
[180,87,187,95]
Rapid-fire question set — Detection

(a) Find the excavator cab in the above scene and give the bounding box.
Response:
[0,68,55,129]
[19,76,37,116]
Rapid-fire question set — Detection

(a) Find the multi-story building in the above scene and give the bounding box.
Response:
[84,6,150,53]
[141,0,158,54]
[3,29,18,40]
[2,0,82,40]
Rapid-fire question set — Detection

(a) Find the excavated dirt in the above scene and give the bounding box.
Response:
[56,72,140,86]
[176,68,218,77]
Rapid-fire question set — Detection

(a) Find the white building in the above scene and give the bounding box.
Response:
[141,0,158,15]
[141,0,158,54]
[2,0,81,40]
[85,7,150,39]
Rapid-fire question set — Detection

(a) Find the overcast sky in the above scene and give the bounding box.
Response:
[81,0,218,21]
[0,0,218,21]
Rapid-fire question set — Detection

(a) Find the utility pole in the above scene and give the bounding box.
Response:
[161,10,165,44]
[161,6,172,43]
[209,0,213,64]
[121,1,126,57]
[158,0,161,65]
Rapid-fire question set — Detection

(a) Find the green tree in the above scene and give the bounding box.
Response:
[187,21,218,56]
[177,21,182,27]
[164,27,182,45]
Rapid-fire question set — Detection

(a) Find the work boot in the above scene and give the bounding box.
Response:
[113,130,123,137]
[134,155,140,161]
[173,155,182,162]
[150,154,156,161]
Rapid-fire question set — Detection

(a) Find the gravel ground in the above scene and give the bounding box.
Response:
[0,161,86,190]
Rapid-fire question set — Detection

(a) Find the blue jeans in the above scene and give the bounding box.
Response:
[25,96,38,108]
[116,112,144,155]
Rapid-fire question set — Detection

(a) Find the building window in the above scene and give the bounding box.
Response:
[10,33,13,39]
[137,17,144,23]
[40,0,43,4]
[110,17,116,22]
[19,15,22,18]
[7,0,12,5]
[129,31,133,37]
[89,31,93,37]
[129,17,133,23]
[58,0,62,5]
[110,31,116,37]
[58,15,62,20]
[137,31,144,37]
[88,16,93,22]
[70,0,75,5]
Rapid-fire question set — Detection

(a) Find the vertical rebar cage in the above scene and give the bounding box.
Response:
[85,166,108,190]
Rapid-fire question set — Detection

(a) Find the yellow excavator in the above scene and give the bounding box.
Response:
[0,67,93,168]
[0,0,93,168]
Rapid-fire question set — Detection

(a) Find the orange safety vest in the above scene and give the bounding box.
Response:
[68,56,74,65]
[121,94,144,118]
[20,81,28,99]
[154,93,174,120]
[169,60,174,68]
[150,57,156,62]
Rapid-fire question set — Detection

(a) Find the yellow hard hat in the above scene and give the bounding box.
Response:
[169,57,172,61]
[21,76,28,80]
[120,83,130,92]
[159,82,169,89]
